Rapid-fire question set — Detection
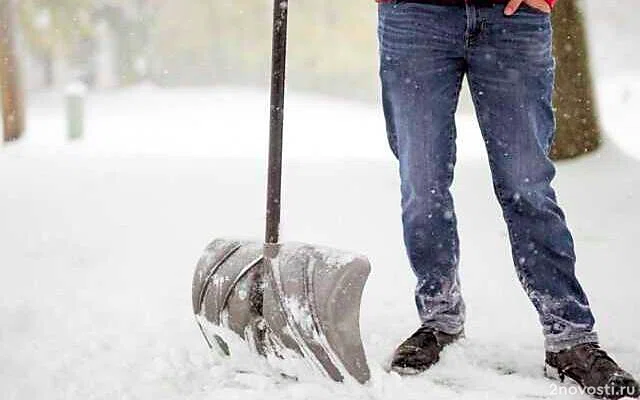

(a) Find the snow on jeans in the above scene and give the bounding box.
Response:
[378,1,598,352]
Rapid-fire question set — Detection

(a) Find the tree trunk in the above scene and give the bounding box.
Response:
[0,0,25,143]
[550,0,600,160]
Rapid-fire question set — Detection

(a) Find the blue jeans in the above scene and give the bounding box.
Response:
[378,2,598,352]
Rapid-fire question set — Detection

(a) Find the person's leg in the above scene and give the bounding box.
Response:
[378,2,467,335]
[466,4,597,351]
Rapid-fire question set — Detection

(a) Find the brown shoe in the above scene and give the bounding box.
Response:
[545,343,640,399]
[390,327,463,375]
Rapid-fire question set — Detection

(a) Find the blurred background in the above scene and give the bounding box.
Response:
[2,0,638,98]
[1,0,639,158]
[5,0,379,99]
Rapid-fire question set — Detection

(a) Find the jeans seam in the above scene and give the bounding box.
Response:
[466,75,533,293]
[446,69,464,265]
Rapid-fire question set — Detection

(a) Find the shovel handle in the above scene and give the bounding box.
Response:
[265,0,288,245]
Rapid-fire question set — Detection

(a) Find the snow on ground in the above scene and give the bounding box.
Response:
[12,84,490,161]
[2,75,640,399]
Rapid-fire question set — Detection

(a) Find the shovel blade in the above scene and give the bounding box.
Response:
[192,239,371,384]
[263,243,371,384]
[192,239,265,356]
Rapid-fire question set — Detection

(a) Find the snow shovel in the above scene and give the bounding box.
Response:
[191,0,371,384]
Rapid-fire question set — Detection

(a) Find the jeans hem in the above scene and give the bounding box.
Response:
[420,322,465,336]
[545,331,599,353]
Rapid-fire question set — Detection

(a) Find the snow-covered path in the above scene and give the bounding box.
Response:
[2,117,640,399]
[2,58,640,399]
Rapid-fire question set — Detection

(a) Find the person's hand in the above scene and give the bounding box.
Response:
[504,0,551,16]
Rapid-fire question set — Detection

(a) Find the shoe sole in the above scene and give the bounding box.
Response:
[544,364,563,381]
[389,365,428,376]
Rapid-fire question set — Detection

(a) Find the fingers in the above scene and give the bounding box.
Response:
[504,0,524,15]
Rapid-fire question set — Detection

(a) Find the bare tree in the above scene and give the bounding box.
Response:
[550,0,600,160]
[0,0,25,142]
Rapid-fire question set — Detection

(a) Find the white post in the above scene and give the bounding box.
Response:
[65,81,87,141]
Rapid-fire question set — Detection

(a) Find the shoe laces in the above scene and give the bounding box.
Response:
[581,343,616,371]
[553,343,616,381]
[406,327,439,348]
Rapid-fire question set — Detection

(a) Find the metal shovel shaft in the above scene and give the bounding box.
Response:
[265,0,288,245]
